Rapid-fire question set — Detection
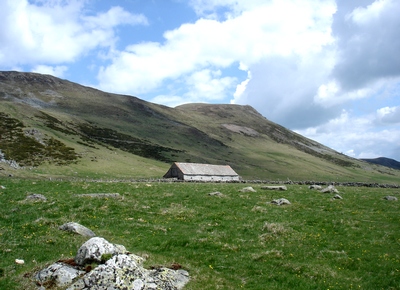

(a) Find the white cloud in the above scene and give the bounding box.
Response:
[296,109,400,160]
[98,0,336,102]
[0,0,147,66]
[31,65,68,78]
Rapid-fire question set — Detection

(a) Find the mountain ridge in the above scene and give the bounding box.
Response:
[0,71,399,182]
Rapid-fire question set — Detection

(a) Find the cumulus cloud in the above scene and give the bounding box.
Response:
[0,0,147,67]
[295,110,400,160]
[98,0,336,106]
[31,65,68,78]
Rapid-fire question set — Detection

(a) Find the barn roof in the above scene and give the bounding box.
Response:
[174,162,238,176]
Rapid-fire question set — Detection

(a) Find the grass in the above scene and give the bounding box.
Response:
[0,179,399,289]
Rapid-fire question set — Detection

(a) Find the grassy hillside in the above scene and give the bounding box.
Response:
[0,179,399,289]
[0,71,399,183]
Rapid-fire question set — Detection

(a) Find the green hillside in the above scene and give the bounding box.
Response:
[0,71,399,183]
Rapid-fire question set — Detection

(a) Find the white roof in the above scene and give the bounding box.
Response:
[174,162,238,176]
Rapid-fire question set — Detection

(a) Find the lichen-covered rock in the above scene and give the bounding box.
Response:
[270,198,291,205]
[25,193,47,201]
[383,196,398,201]
[35,262,85,287]
[320,185,339,194]
[59,222,96,237]
[67,254,189,290]
[239,186,256,193]
[261,186,287,191]
[36,237,189,289]
[74,237,126,265]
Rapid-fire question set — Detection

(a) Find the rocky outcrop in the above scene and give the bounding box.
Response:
[59,222,96,237]
[35,237,189,289]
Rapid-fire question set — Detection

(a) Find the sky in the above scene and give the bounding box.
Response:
[1,0,399,161]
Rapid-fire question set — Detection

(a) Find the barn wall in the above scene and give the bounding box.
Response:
[182,175,239,181]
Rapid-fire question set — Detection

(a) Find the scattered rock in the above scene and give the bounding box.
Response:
[15,259,24,265]
[208,191,224,197]
[74,237,127,266]
[383,196,398,201]
[25,193,47,202]
[76,193,122,199]
[270,198,291,206]
[59,222,96,237]
[0,185,5,189]
[333,194,343,199]
[320,185,339,194]
[36,262,85,287]
[308,185,322,190]
[239,186,256,193]
[35,237,189,289]
[261,185,287,191]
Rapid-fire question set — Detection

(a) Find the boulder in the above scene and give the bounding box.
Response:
[76,193,122,199]
[239,186,256,193]
[320,185,339,194]
[35,237,189,289]
[25,193,47,201]
[270,198,291,206]
[35,262,85,287]
[261,186,287,191]
[308,185,322,190]
[333,194,343,199]
[59,222,96,237]
[74,237,127,265]
[208,191,224,197]
[383,196,398,201]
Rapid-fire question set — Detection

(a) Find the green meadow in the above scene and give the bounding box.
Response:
[0,179,399,289]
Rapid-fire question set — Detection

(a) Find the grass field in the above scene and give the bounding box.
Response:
[0,179,399,289]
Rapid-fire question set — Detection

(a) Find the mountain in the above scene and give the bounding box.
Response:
[361,157,400,170]
[0,71,399,182]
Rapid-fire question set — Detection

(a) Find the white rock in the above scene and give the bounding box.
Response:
[15,259,24,265]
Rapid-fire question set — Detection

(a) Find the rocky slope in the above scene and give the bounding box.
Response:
[0,71,398,182]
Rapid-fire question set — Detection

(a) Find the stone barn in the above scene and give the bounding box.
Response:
[163,162,240,181]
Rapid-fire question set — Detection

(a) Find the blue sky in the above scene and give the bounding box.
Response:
[1,0,399,161]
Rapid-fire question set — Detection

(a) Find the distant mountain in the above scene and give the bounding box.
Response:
[361,157,400,170]
[0,71,399,182]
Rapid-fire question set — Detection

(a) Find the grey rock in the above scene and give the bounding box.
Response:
[308,185,322,190]
[35,262,85,287]
[239,186,256,193]
[270,198,291,206]
[383,196,398,201]
[36,237,189,289]
[261,185,287,191]
[208,191,224,197]
[333,194,343,199]
[59,222,96,237]
[76,193,122,199]
[74,237,126,266]
[25,193,47,201]
[320,185,339,194]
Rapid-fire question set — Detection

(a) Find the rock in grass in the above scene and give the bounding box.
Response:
[333,194,343,199]
[239,186,256,193]
[308,185,322,190]
[76,193,122,199]
[208,191,224,197]
[270,198,291,206]
[59,222,96,237]
[25,193,47,202]
[74,237,127,266]
[320,185,339,194]
[383,196,398,201]
[35,262,85,287]
[261,185,287,191]
[35,237,190,289]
